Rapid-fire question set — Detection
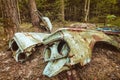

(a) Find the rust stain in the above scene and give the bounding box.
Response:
[92,35,102,41]
[66,28,85,32]
[89,40,95,49]
[24,33,32,37]
[68,54,75,58]
[83,38,87,42]
[24,33,40,42]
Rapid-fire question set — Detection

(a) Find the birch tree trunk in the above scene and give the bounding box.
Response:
[84,0,90,22]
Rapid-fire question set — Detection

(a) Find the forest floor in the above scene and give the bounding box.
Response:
[0,22,120,80]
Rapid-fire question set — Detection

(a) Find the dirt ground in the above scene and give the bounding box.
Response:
[0,23,120,80]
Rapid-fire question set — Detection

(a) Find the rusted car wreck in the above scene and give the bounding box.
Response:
[9,27,120,77]
[9,32,49,62]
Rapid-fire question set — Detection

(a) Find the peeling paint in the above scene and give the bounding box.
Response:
[9,27,120,77]
[9,32,49,62]
[43,28,120,77]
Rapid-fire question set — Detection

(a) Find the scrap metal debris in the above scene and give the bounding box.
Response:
[35,10,52,32]
[9,27,120,77]
[96,27,120,35]
[42,17,53,32]
[9,15,53,62]
[43,28,120,77]
[9,32,49,62]
[70,23,96,29]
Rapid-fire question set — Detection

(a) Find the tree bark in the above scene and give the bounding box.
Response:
[84,0,90,22]
[74,6,77,21]
[61,0,65,22]
[28,0,41,32]
[1,0,20,41]
[0,0,2,18]
[17,0,21,24]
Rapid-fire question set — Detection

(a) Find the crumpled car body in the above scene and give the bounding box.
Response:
[9,27,120,77]
[9,16,52,62]
[42,28,120,77]
[9,32,49,62]
[96,27,120,35]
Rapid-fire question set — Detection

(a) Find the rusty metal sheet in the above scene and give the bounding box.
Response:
[96,27,120,35]
[9,32,49,62]
[42,17,52,32]
[9,27,120,77]
[43,27,120,77]
[44,41,69,62]
[43,58,70,77]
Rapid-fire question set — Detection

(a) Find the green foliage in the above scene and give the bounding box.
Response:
[106,14,116,24]
[111,17,120,27]
[89,16,106,23]
[9,0,120,22]
[35,0,62,21]
[107,15,116,19]
[89,17,99,23]
[90,0,118,17]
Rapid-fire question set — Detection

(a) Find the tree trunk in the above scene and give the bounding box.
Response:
[87,0,90,21]
[28,0,41,32]
[84,0,90,22]
[74,6,77,21]
[17,0,21,24]
[0,0,2,18]
[84,0,87,22]
[1,0,20,41]
[61,0,65,23]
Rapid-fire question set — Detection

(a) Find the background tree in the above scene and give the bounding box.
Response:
[84,0,91,22]
[90,0,118,23]
[1,0,20,40]
[28,0,41,32]
[65,0,84,21]
[18,0,30,22]
[61,0,65,22]
[0,0,3,21]
[1,0,120,29]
